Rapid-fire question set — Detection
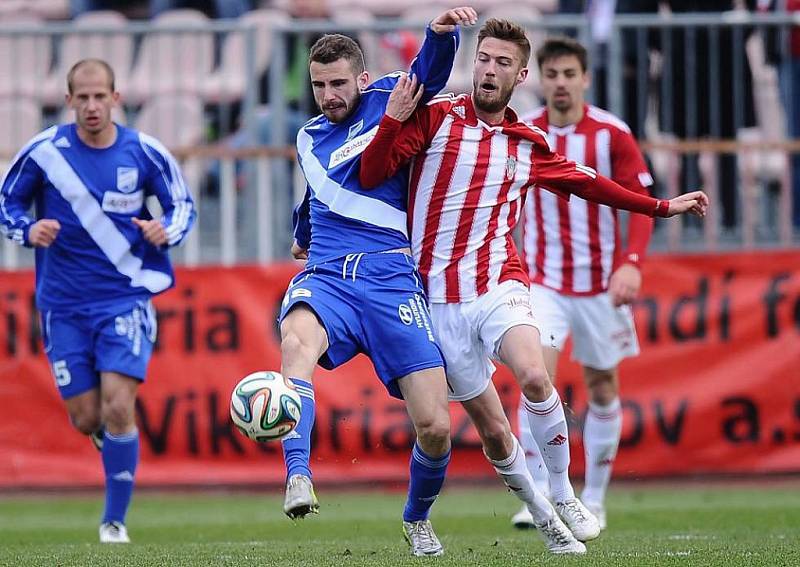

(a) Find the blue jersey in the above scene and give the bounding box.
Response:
[0,123,196,310]
[293,26,459,266]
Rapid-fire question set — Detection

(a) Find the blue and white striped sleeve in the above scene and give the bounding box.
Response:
[0,133,51,247]
[138,133,197,247]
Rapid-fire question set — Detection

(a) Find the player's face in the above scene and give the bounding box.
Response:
[67,66,119,136]
[473,38,528,114]
[539,55,589,113]
[310,58,369,123]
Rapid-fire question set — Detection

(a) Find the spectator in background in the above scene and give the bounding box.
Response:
[764,0,800,229]
[71,0,251,18]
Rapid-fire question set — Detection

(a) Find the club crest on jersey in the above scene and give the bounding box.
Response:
[452,105,466,119]
[505,156,517,180]
[116,167,139,194]
[346,119,364,141]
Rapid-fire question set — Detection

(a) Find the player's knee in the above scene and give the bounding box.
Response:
[414,414,451,448]
[101,396,135,431]
[479,419,512,457]
[280,330,318,364]
[518,366,552,402]
[69,411,102,436]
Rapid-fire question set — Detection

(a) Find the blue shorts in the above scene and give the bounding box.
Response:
[40,298,157,399]
[279,252,444,399]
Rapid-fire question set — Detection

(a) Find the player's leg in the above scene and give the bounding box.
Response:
[279,304,328,518]
[461,384,585,554]
[498,326,600,542]
[580,365,620,531]
[93,299,157,544]
[570,293,637,531]
[97,371,139,543]
[397,367,451,557]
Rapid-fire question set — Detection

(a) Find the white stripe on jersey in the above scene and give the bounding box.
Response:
[426,123,481,300]
[30,141,173,293]
[297,128,408,237]
[596,128,616,289]
[566,134,591,292]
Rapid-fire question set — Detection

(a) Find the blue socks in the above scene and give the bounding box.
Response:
[281,378,315,480]
[101,429,139,525]
[403,442,450,522]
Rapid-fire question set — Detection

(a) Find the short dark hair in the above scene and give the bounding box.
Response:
[67,59,115,94]
[309,34,365,75]
[536,36,588,72]
[477,18,531,66]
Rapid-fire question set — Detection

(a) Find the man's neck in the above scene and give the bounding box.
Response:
[547,103,584,128]
[77,124,117,149]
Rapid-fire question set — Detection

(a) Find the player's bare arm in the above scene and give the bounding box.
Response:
[386,74,425,122]
[28,219,61,247]
[429,6,478,34]
[290,241,309,261]
[132,217,168,246]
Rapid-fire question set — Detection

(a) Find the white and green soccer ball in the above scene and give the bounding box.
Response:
[230,371,302,442]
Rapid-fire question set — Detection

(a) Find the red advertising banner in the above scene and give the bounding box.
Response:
[0,250,798,488]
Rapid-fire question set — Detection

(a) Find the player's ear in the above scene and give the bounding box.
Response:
[358,71,370,90]
[516,66,529,87]
[112,91,121,106]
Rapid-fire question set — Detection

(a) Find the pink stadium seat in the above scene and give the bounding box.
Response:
[203,9,290,104]
[134,93,205,149]
[127,9,214,105]
[0,98,42,160]
[0,15,51,99]
[42,11,132,107]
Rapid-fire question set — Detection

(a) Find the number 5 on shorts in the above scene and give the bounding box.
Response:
[53,360,72,387]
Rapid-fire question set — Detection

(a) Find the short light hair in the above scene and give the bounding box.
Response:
[477,18,531,66]
[309,34,365,75]
[67,59,116,94]
[536,36,589,72]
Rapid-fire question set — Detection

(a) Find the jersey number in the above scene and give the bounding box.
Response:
[53,360,72,387]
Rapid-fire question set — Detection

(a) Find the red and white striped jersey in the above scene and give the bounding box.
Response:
[521,105,654,296]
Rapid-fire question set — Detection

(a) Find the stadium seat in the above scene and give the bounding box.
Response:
[0,14,51,99]
[203,9,290,104]
[0,98,42,179]
[330,7,380,74]
[41,11,132,107]
[127,9,214,105]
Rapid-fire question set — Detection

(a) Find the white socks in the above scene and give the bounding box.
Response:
[522,389,575,503]
[581,398,622,506]
[516,398,551,498]
[488,435,554,524]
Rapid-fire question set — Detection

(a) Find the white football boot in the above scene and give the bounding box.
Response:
[283,474,319,519]
[584,500,607,531]
[99,521,130,543]
[403,520,444,556]
[535,515,586,554]
[511,503,537,529]
[554,497,601,541]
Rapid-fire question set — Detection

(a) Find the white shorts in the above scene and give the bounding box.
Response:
[531,283,639,370]
[430,280,538,402]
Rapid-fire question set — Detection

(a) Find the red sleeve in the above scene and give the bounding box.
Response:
[530,140,669,217]
[611,129,655,266]
[359,106,440,189]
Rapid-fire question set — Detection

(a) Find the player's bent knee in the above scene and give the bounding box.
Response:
[101,398,136,431]
[414,416,451,449]
[280,328,324,364]
[69,412,102,436]
[478,419,512,454]
[518,366,552,401]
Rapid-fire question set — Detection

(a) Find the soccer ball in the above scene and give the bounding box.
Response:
[230,371,302,442]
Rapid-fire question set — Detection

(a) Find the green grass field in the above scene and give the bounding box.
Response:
[1,483,798,566]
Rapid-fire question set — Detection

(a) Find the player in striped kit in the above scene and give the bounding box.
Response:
[360,19,708,553]
[511,36,655,532]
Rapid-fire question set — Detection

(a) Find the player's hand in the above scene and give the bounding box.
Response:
[430,6,478,33]
[608,263,642,307]
[132,217,168,246]
[386,73,424,122]
[666,190,709,217]
[291,241,308,261]
[28,219,61,247]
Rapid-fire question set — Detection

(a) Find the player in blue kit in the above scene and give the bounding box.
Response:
[0,59,196,543]
[278,7,477,557]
